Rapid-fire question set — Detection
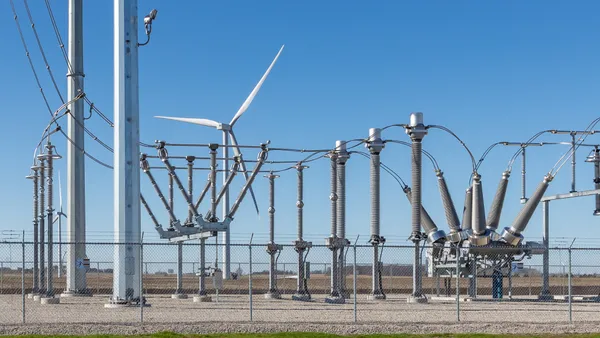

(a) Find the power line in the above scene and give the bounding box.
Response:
[43,0,154,150]
[10,0,113,169]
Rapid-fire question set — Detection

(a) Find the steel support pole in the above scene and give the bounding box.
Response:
[571,133,576,193]
[186,156,194,222]
[265,173,281,299]
[109,0,141,305]
[65,0,88,297]
[293,165,311,301]
[468,255,477,299]
[539,200,552,300]
[193,238,211,302]
[222,131,231,280]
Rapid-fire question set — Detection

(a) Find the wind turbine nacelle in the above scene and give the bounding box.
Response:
[216,123,230,131]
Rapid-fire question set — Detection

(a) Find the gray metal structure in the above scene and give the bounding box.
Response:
[108,0,144,307]
[38,156,46,296]
[292,164,312,301]
[585,147,600,215]
[64,0,89,298]
[25,165,40,296]
[366,128,386,300]
[538,188,600,299]
[140,142,269,303]
[336,141,350,298]
[325,152,343,303]
[41,143,60,304]
[264,173,282,299]
[406,113,429,303]
[154,45,284,279]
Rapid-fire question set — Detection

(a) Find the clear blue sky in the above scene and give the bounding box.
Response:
[2,0,600,246]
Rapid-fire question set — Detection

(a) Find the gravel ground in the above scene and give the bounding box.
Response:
[1,294,599,335]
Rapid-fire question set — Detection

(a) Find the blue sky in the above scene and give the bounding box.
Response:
[2,0,600,246]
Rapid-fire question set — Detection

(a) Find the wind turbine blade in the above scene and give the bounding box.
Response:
[155,116,220,128]
[229,45,284,127]
[229,130,260,216]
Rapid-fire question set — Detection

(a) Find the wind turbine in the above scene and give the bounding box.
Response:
[53,172,67,278]
[155,45,285,278]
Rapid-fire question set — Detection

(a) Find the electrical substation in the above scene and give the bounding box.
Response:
[7,0,600,332]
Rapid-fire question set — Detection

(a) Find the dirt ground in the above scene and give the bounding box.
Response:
[1,272,598,297]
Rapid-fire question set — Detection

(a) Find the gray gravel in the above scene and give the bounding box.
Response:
[1,322,600,336]
[1,294,599,335]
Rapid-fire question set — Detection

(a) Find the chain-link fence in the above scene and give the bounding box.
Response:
[1,241,600,325]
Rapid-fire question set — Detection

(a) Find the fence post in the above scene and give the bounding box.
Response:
[568,247,572,323]
[456,244,460,322]
[353,235,359,323]
[97,262,100,294]
[140,233,144,323]
[249,234,254,322]
[567,239,575,323]
[22,235,26,324]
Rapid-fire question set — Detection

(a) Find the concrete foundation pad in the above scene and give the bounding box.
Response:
[104,301,151,308]
[60,291,93,298]
[171,293,188,299]
[430,296,470,302]
[292,294,312,302]
[324,296,345,304]
[193,295,212,302]
[407,295,428,303]
[264,292,281,300]
[40,297,60,305]
[367,294,387,301]
[537,293,554,301]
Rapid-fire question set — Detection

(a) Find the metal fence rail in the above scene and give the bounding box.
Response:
[0,241,599,324]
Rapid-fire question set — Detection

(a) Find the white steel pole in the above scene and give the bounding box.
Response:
[110,0,141,305]
[65,0,88,296]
